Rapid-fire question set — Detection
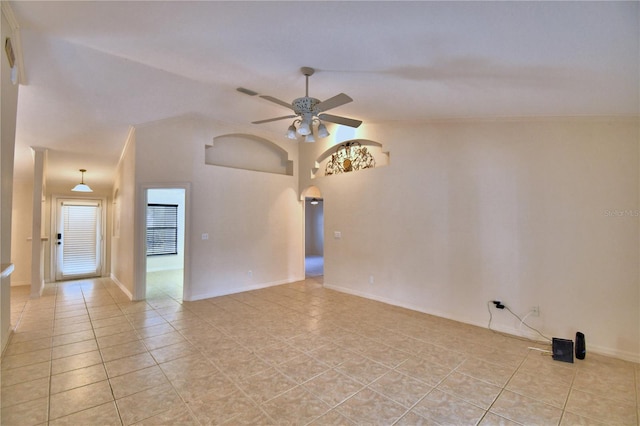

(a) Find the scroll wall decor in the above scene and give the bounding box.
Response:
[325,141,375,175]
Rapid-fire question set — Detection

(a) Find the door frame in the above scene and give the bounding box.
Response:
[300,186,324,279]
[135,183,191,301]
[50,195,107,282]
[304,197,324,277]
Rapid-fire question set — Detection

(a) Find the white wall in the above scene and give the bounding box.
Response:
[110,129,136,299]
[1,3,20,352]
[146,188,185,272]
[134,116,303,301]
[300,117,639,362]
[10,180,32,286]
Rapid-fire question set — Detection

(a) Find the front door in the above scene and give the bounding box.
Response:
[55,199,102,280]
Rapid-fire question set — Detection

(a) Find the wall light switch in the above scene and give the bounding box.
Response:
[334,231,342,239]
[201,233,209,240]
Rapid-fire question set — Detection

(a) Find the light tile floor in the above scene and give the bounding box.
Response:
[1,277,638,425]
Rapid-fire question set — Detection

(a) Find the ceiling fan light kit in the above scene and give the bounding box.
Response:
[252,67,362,142]
[297,119,312,136]
[317,123,329,138]
[287,124,297,139]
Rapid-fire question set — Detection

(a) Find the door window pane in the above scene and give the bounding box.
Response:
[62,204,99,276]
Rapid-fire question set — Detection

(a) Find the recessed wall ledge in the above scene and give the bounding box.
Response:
[1,263,15,278]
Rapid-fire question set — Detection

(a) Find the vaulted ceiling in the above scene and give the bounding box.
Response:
[7,1,639,192]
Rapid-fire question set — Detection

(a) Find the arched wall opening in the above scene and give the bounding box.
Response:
[311,139,389,179]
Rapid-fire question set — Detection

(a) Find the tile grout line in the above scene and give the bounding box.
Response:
[84,282,125,426]
[556,358,579,426]
[393,355,476,425]
[201,317,287,424]
[145,301,209,426]
[7,279,639,425]
[478,347,531,426]
[2,291,29,359]
[46,284,57,426]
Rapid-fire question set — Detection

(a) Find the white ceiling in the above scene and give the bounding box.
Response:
[8,1,639,192]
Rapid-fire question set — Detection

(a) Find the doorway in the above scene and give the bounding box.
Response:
[305,197,324,277]
[55,199,103,280]
[145,188,186,301]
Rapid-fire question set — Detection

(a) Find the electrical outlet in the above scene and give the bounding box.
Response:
[531,305,540,317]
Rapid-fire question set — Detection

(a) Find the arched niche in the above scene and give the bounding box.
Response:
[311,139,389,179]
[300,185,322,201]
[206,133,293,176]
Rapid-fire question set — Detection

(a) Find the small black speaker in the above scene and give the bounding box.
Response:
[575,332,586,360]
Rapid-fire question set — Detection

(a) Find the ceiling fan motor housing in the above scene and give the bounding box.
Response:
[292,97,321,115]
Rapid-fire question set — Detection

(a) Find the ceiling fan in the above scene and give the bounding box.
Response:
[252,67,362,142]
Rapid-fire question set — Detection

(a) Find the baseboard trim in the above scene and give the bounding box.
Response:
[110,274,133,301]
[186,277,304,302]
[30,280,45,298]
[323,283,640,364]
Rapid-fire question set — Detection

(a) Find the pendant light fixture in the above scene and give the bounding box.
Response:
[71,169,93,192]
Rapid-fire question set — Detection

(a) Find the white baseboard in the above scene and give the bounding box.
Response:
[323,283,640,364]
[30,280,45,298]
[146,266,184,273]
[186,277,304,302]
[110,274,133,300]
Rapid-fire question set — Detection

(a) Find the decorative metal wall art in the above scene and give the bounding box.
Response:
[325,141,375,175]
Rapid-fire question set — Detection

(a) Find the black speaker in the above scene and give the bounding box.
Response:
[552,338,574,363]
[575,332,586,360]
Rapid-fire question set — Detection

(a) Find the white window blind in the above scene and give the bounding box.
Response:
[146,204,178,256]
[62,203,99,276]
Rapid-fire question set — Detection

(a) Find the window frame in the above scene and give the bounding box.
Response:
[146,203,179,256]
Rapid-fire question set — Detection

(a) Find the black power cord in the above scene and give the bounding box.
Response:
[487,300,552,343]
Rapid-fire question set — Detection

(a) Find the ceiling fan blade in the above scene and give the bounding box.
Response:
[318,113,362,128]
[252,115,297,124]
[316,93,353,112]
[259,95,294,110]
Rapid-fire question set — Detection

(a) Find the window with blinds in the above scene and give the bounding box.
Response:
[61,203,100,276]
[146,204,178,256]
